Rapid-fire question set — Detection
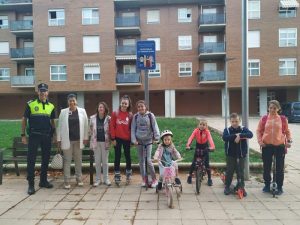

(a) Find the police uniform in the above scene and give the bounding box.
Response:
[23,84,55,187]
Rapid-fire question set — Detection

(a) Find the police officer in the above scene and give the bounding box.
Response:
[21,83,56,195]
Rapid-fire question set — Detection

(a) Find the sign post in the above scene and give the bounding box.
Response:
[136,41,156,107]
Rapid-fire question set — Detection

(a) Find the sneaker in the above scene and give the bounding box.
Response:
[276,188,283,195]
[242,188,247,197]
[39,182,53,189]
[93,181,101,187]
[175,177,181,185]
[262,184,270,193]
[77,180,84,187]
[151,179,158,188]
[187,175,192,184]
[141,180,146,187]
[104,180,111,186]
[64,183,71,189]
[224,186,231,195]
[207,179,213,186]
[157,181,162,190]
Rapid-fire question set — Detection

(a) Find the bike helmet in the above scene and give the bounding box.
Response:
[160,130,173,139]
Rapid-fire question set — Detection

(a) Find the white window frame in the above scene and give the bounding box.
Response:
[147,10,160,24]
[84,63,100,81]
[147,38,160,51]
[48,9,65,26]
[50,65,67,81]
[248,30,260,48]
[0,41,9,55]
[248,59,260,76]
[123,39,136,46]
[0,68,10,81]
[0,16,9,29]
[178,62,192,77]
[83,36,100,53]
[248,0,260,19]
[123,65,136,74]
[178,8,192,23]
[279,58,297,76]
[279,28,297,47]
[82,8,99,25]
[148,63,161,78]
[25,68,34,76]
[178,35,192,50]
[279,8,297,18]
[49,36,66,53]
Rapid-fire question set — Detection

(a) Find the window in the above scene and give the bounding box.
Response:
[279,8,296,18]
[248,59,260,76]
[82,8,99,25]
[50,65,67,81]
[178,62,192,77]
[123,39,135,46]
[178,8,192,22]
[49,37,66,53]
[279,58,297,76]
[0,42,9,55]
[203,63,217,71]
[147,38,160,51]
[123,65,136,74]
[0,68,10,81]
[25,68,34,76]
[279,28,297,47]
[248,0,260,19]
[0,16,9,29]
[48,9,65,26]
[178,36,192,50]
[248,31,260,48]
[149,63,161,77]
[147,10,160,24]
[83,36,100,53]
[84,63,100,80]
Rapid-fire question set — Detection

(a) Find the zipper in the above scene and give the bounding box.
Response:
[271,117,274,144]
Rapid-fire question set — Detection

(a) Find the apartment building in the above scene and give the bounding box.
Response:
[0,0,299,119]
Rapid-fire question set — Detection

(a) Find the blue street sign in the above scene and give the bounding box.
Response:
[136,41,156,70]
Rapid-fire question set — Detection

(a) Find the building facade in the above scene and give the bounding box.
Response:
[0,0,299,119]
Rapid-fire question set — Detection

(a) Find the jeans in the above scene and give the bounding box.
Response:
[114,138,131,172]
[94,142,109,182]
[225,156,245,188]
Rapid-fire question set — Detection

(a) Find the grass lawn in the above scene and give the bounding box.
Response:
[0,118,262,163]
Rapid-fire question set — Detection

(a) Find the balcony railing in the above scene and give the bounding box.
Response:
[116,73,141,84]
[116,45,136,55]
[199,13,225,25]
[115,16,140,27]
[10,75,35,87]
[10,47,34,59]
[198,71,225,82]
[10,20,33,31]
[0,0,32,4]
[198,42,225,54]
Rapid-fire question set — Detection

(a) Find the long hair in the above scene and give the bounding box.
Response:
[96,101,109,117]
[118,95,132,112]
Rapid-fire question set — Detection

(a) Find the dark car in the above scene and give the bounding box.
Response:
[282,102,300,123]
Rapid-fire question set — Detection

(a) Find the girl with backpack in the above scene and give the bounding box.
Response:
[256,100,292,195]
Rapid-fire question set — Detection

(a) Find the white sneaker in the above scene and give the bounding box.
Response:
[141,181,146,187]
[77,181,84,187]
[151,179,158,188]
[104,180,111,186]
[93,181,101,187]
[64,183,71,189]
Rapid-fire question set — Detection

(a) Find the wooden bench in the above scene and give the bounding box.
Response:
[0,137,94,185]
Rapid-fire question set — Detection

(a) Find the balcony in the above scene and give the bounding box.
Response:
[115,16,141,36]
[10,20,33,37]
[198,42,225,59]
[115,45,137,60]
[197,71,225,84]
[0,0,32,12]
[10,47,34,62]
[10,75,35,87]
[116,73,141,86]
[198,13,226,32]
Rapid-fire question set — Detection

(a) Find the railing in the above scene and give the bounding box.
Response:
[116,73,141,84]
[10,20,33,31]
[199,13,225,25]
[115,16,140,27]
[198,71,225,82]
[198,42,225,54]
[10,47,34,58]
[10,75,35,86]
[116,45,136,55]
[0,0,32,4]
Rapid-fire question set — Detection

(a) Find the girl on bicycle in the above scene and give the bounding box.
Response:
[153,130,182,190]
[186,119,215,186]
[131,100,160,187]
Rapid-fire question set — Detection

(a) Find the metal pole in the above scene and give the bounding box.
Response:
[144,70,149,107]
[0,149,3,185]
[225,59,228,128]
[242,0,250,180]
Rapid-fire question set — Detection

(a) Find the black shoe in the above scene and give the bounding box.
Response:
[276,188,283,195]
[187,175,192,184]
[262,184,270,193]
[224,186,231,195]
[175,178,181,185]
[39,182,53,189]
[207,179,213,186]
[242,188,247,197]
[27,185,35,195]
[157,181,162,190]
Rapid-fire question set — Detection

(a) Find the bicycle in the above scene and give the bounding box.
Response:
[154,158,183,208]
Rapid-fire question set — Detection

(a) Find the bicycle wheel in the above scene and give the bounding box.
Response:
[195,169,202,194]
[166,185,173,208]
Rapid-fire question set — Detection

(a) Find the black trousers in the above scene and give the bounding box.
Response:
[189,144,211,179]
[262,145,285,188]
[27,134,51,184]
[114,137,131,172]
[225,156,245,188]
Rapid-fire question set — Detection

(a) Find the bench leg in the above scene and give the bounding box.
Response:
[89,150,93,185]
[0,150,3,185]
[14,160,20,176]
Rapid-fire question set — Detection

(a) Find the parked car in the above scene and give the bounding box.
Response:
[281,102,300,123]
